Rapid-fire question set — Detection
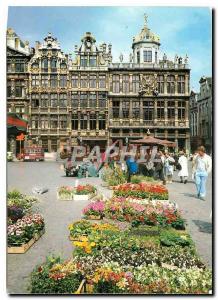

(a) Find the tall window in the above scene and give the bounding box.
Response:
[15,62,25,72]
[122,101,129,118]
[15,80,23,97]
[157,75,164,94]
[99,75,106,88]
[32,75,39,86]
[89,93,97,108]
[51,93,58,107]
[143,50,152,62]
[167,75,175,94]
[41,75,48,87]
[99,114,106,130]
[51,58,57,72]
[178,75,185,94]
[112,75,120,93]
[80,56,88,67]
[71,75,78,88]
[90,75,96,88]
[132,101,140,119]
[90,114,96,130]
[41,139,48,152]
[50,75,58,87]
[99,92,107,108]
[132,75,140,93]
[7,81,12,97]
[81,75,88,88]
[80,114,87,129]
[80,93,88,108]
[122,75,129,93]
[41,94,49,107]
[59,115,67,129]
[137,51,140,64]
[60,75,67,88]
[143,101,154,121]
[71,93,78,107]
[32,94,39,107]
[59,94,67,107]
[72,114,78,130]
[31,116,39,129]
[41,115,49,129]
[41,58,48,72]
[167,101,175,119]
[89,56,96,67]
[157,101,165,119]
[112,101,120,118]
[178,101,186,120]
[50,115,58,128]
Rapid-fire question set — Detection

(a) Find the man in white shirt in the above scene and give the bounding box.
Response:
[192,146,212,200]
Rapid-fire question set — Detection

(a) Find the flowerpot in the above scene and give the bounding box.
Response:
[73,192,96,201]
[8,228,45,254]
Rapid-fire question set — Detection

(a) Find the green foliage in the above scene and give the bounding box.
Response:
[131,175,156,184]
[102,166,127,186]
[29,256,82,294]
[7,189,38,213]
[160,230,192,247]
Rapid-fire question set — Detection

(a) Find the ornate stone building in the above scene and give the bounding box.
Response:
[190,77,212,153]
[7,16,191,153]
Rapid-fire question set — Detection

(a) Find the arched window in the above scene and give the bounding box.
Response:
[60,62,67,69]
[41,58,48,72]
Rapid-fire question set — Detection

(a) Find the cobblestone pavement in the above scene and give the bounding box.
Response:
[7,161,212,294]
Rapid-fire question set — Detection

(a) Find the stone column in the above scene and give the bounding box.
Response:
[175,100,178,127]
[129,74,133,93]
[164,100,168,126]
[154,100,157,125]
[78,112,81,131]
[164,74,167,95]
[185,100,189,127]
[185,74,189,96]
[175,74,178,95]
[48,138,51,152]
[96,113,99,130]
[119,100,123,119]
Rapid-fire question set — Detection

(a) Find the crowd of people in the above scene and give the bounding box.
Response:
[124,146,212,200]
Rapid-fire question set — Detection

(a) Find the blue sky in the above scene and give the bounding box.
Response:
[8,6,212,91]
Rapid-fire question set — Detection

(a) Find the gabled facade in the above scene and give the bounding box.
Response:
[7,16,191,154]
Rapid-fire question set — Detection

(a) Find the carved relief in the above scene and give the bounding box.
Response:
[138,74,158,96]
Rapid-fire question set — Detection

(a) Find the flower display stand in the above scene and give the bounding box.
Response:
[57,192,73,201]
[73,192,96,201]
[8,228,45,254]
[86,215,102,220]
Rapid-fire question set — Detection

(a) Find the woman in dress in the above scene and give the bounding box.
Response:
[178,151,189,184]
[164,152,175,183]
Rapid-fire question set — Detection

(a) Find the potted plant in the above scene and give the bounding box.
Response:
[57,186,73,200]
[73,185,97,201]
[82,201,105,220]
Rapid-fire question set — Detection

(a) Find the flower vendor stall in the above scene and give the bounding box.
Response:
[7,190,45,254]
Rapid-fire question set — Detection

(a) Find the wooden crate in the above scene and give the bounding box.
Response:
[73,192,96,201]
[8,228,45,254]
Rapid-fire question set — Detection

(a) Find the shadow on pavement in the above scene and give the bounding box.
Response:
[193,220,212,234]
[183,193,197,199]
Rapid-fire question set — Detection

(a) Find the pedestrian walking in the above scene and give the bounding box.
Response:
[178,151,189,183]
[164,152,175,183]
[126,156,138,182]
[192,146,212,200]
[154,150,166,184]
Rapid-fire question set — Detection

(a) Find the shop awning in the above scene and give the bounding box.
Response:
[7,113,28,135]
